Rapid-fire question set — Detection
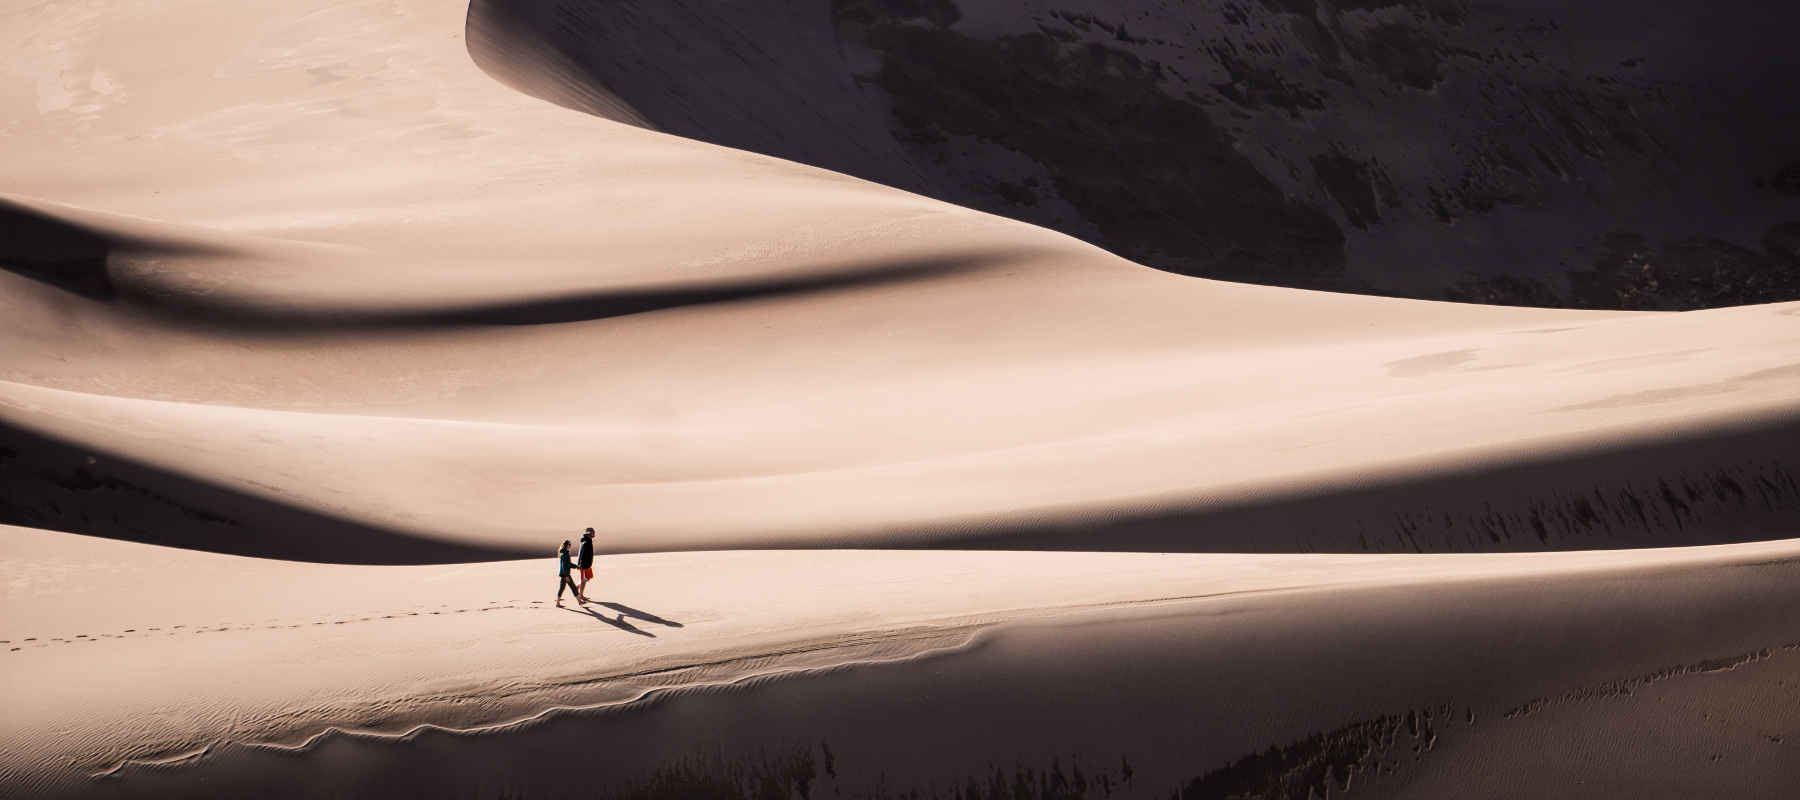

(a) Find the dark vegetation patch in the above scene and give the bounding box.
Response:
[600,743,1140,800]
[950,416,1800,554]
[1570,227,1800,310]
[587,711,1447,800]
[834,0,1347,282]
[580,639,1800,800]
[1177,710,1441,799]
[1505,642,1800,720]
[1362,462,1800,552]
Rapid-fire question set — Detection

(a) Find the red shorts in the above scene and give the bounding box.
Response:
[579,567,593,581]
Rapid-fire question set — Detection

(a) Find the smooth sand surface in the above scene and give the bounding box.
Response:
[6,0,1798,557]
[3,0,1799,796]
[6,524,1800,797]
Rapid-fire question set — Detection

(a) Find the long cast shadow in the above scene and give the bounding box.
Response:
[2,198,1021,336]
[563,604,655,637]
[4,401,1799,564]
[596,601,684,628]
[0,418,529,565]
[922,410,1800,554]
[0,197,235,300]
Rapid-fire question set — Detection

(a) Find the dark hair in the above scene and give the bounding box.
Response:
[561,540,571,549]
[584,527,595,534]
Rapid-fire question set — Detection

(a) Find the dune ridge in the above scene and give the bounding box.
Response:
[3,0,1799,796]
[90,625,988,781]
[463,0,1800,306]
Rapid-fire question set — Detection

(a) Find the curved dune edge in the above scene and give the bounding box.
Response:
[4,2,1800,796]
[3,0,1798,557]
[460,0,1800,308]
[6,523,1798,797]
[4,381,1798,559]
[91,627,986,781]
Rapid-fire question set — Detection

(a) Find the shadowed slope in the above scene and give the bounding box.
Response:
[2,375,1796,559]
[466,0,1800,306]
[1,198,1016,334]
[5,3,1800,798]
[1,0,1796,563]
[942,411,1800,554]
[0,420,525,564]
[0,198,238,300]
[24,532,1800,799]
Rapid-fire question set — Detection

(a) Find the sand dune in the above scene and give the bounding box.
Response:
[5,190,1797,555]
[465,0,1800,305]
[4,0,1796,557]
[7,523,1800,797]
[3,0,1799,796]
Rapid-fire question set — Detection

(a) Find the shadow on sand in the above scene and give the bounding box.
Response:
[1,198,1021,335]
[598,601,685,629]
[0,419,530,565]
[562,601,683,637]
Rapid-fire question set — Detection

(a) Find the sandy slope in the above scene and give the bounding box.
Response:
[2,0,1800,797]
[467,0,1800,304]
[5,523,1799,797]
[3,302,1800,558]
[3,0,1798,557]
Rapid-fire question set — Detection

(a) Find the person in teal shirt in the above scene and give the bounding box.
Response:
[555,540,584,607]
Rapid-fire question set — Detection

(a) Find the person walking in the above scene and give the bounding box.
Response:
[556,540,583,607]
[576,528,596,602]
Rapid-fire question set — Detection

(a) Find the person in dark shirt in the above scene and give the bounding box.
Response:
[556,540,583,607]
[576,528,596,602]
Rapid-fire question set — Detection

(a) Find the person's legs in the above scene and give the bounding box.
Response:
[557,575,575,605]
[578,567,592,600]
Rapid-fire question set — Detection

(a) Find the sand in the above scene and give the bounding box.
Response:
[2,0,1798,796]
[7,524,1800,797]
